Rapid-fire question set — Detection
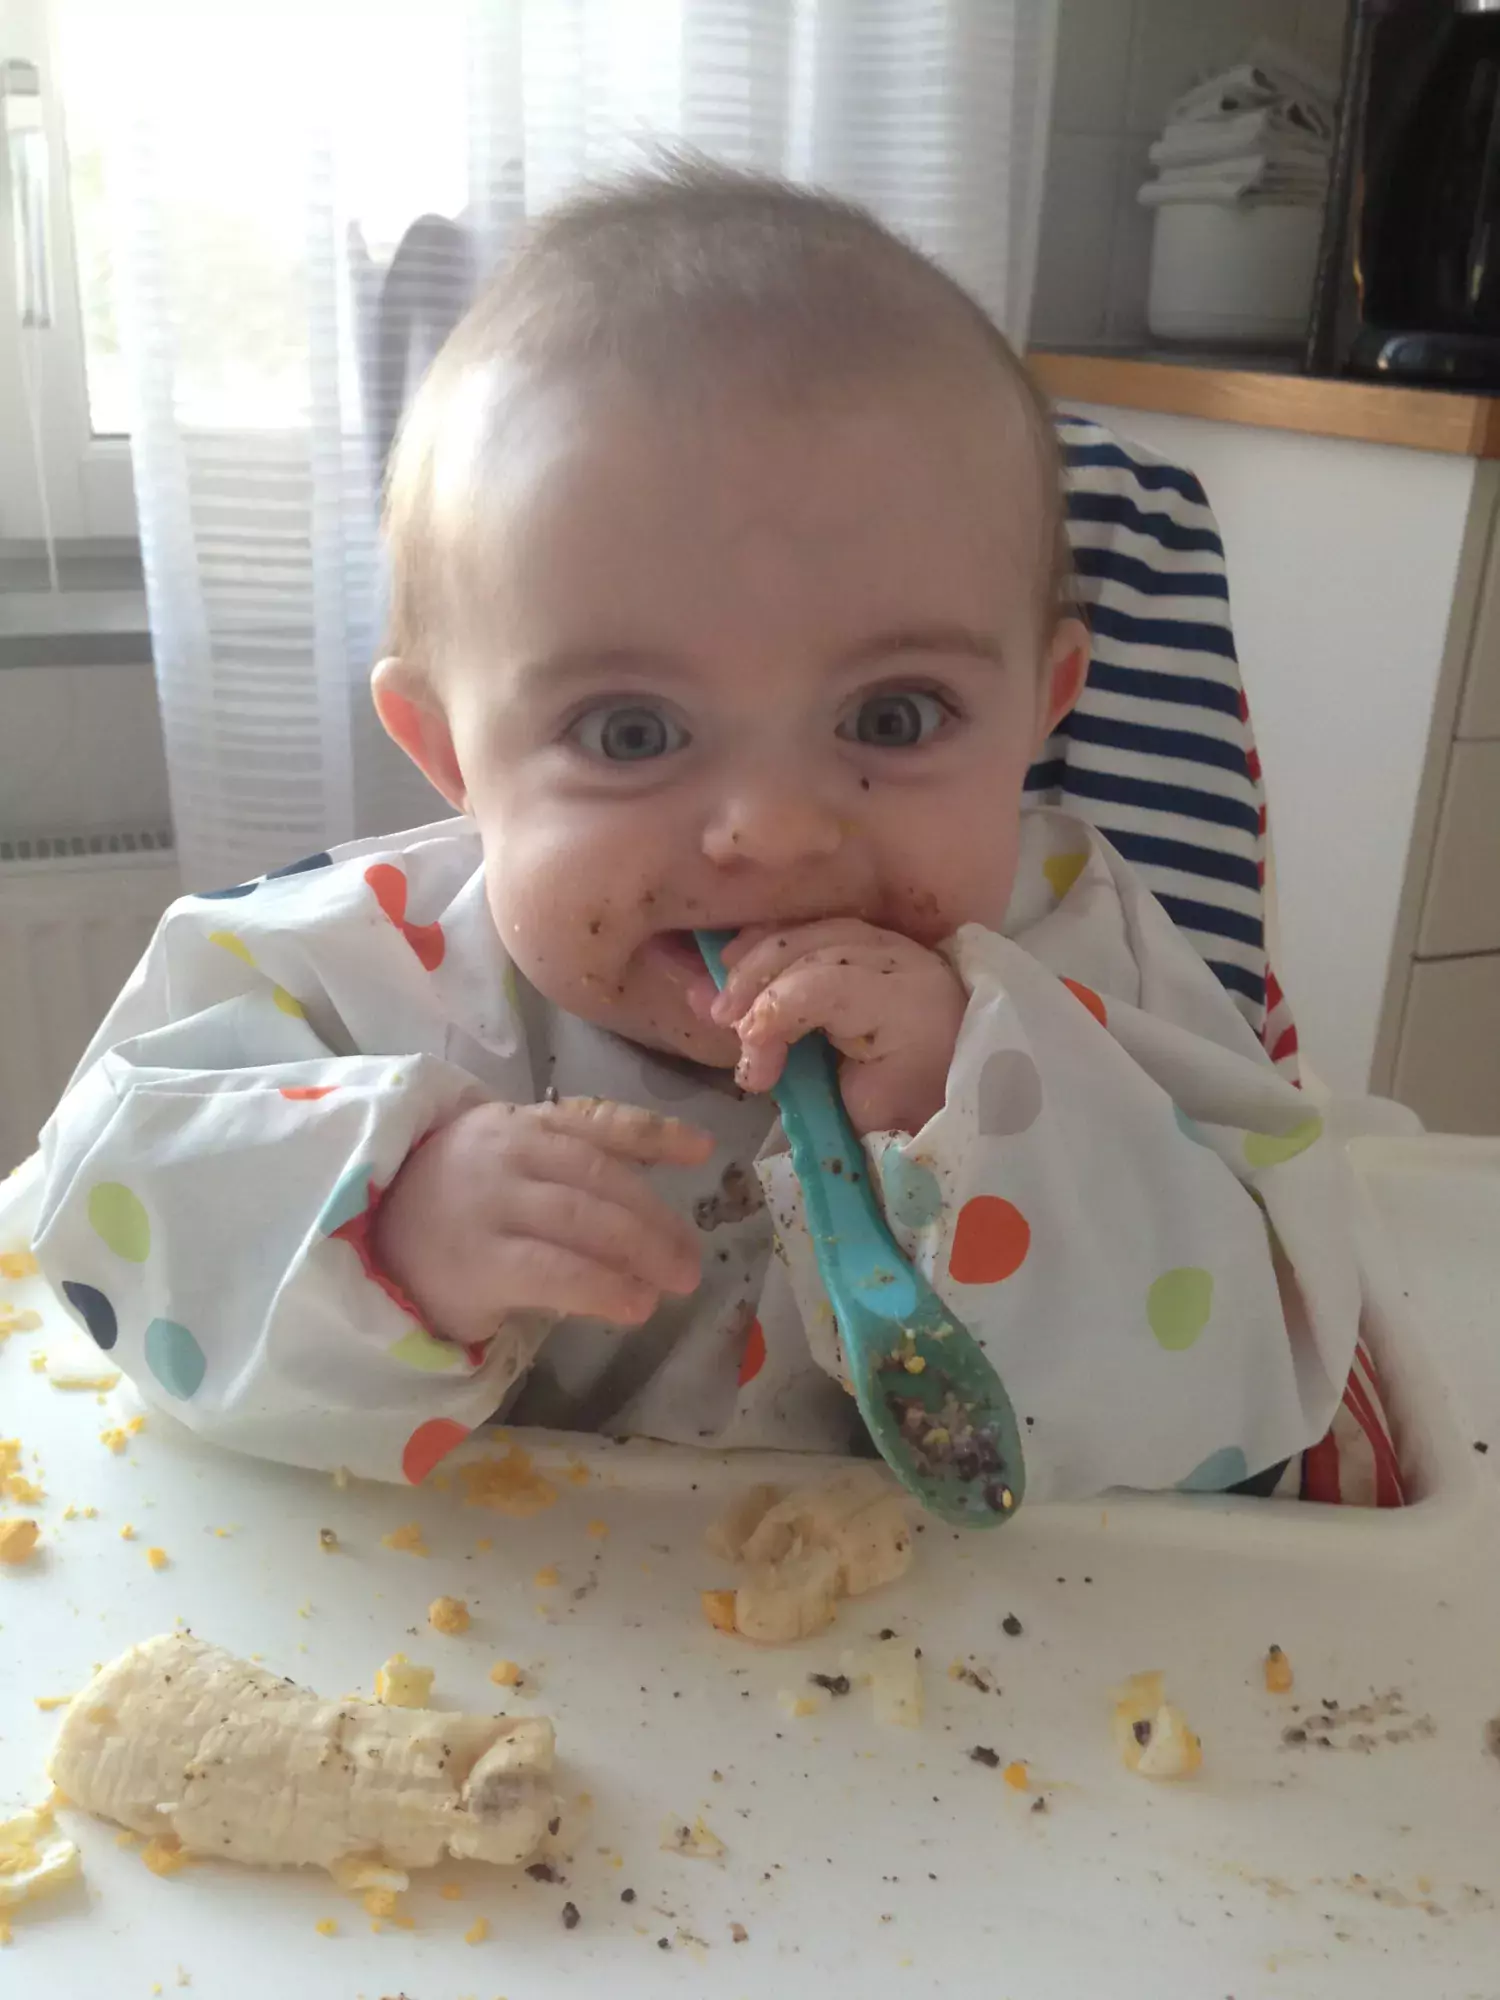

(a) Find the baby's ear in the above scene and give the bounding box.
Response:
[372,657,469,811]
[1037,616,1090,748]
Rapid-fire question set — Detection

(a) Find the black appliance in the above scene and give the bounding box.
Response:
[1309,0,1500,385]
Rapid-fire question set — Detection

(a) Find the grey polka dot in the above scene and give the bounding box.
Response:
[976,1049,1044,1137]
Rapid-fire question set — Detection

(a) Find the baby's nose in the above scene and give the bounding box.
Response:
[701,784,845,870]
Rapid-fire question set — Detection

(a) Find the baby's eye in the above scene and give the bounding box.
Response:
[839,689,951,749]
[569,703,689,763]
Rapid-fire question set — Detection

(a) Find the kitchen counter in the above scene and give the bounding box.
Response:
[2,1140,1500,1996]
[1030,349,1500,459]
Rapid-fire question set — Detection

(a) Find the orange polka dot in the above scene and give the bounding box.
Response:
[948,1196,1031,1285]
[401,1416,470,1485]
[280,1085,338,1101]
[1061,977,1107,1027]
[366,863,446,972]
[737,1316,767,1387]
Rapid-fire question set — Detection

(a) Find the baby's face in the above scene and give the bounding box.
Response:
[387,364,1084,1067]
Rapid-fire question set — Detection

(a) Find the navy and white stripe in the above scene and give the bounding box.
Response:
[1028,414,1269,1034]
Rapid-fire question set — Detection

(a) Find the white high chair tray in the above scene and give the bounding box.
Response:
[1,1143,1497,2000]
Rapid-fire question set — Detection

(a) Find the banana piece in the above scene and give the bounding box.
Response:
[1110,1670,1203,1780]
[706,1466,914,1642]
[49,1633,558,1874]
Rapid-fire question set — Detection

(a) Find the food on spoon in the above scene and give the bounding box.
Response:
[1111,1670,1203,1780]
[49,1633,557,1874]
[703,1467,913,1643]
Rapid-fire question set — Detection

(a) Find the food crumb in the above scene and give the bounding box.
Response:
[809,1672,851,1697]
[464,1916,490,1944]
[489,1659,522,1688]
[120,1524,135,1541]
[970,1745,1001,1768]
[458,1447,558,1519]
[700,1589,737,1633]
[1003,1761,1030,1791]
[314,1918,337,1937]
[439,1882,463,1901]
[533,1564,560,1588]
[318,1528,338,1552]
[661,1815,727,1860]
[373,1653,434,1708]
[141,1834,190,1876]
[0,1518,39,1565]
[475,1537,493,1553]
[34,1694,73,1711]
[100,1427,129,1455]
[146,1546,169,1571]
[1001,1613,1023,1637]
[381,1521,428,1555]
[428,1594,471,1635]
[361,1887,400,1919]
[585,1519,609,1539]
[561,1901,581,1930]
[777,1689,821,1719]
[1264,1644,1294,1694]
[730,1921,749,1942]
[0,1251,39,1279]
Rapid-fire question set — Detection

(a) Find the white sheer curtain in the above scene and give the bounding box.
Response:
[74,0,1059,891]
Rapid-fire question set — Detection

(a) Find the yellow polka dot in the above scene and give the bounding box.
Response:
[1244,1115,1323,1169]
[1043,850,1089,901]
[209,930,256,966]
[388,1327,464,1373]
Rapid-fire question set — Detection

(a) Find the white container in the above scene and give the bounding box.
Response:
[1147,199,1323,346]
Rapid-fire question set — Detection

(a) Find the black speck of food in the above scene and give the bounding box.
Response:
[547,1816,561,1835]
[1475,1440,1490,1454]
[621,1887,637,1903]
[527,1861,558,1883]
[588,919,601,935]
[561,1901,581,1930]
[1132,1719,1153,1747]
[1002,1614,1023,1637]
[658,1937,672,1951]
[1283,1726,1308,1745]
[1031,1796,1049,1815]
[877,1628,896,1642]
[970,1746,1001,1768]
[810,1673,851,1697]
[859,778,871,791]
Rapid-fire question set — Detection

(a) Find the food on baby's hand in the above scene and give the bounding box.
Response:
[1111,1671,1203,1780]
[49,1634,557,1874]
[702,1467,913,1643]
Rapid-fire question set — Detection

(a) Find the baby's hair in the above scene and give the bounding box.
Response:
[384,154,1069,671]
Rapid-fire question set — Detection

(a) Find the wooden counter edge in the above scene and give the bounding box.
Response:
[1028,351,1500,459]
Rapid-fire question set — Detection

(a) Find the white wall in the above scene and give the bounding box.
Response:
[1033,0,1350,350]
[1069,402,1476,1101]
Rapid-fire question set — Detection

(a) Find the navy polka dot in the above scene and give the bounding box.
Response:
[267,851,333,879]
[195,880,259,901]
[61,1280,118,1350]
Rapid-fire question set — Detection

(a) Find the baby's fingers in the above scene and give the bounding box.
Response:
[484,1236,663,1327]
[498,1179,700,1299]
[539,1095,714,1167]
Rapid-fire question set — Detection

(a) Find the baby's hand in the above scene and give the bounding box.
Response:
[372,1097,714,1350]
[708,920,967,1136]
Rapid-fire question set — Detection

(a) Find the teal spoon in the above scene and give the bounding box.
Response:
[696,930,1026,1528]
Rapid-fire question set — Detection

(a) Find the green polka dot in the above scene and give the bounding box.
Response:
[880,1150,943,1230]
[145,1318,207,1399]
[1147,1267,1214,1351]
[388,1326,464,1373]
[88,1182,151,1262]
[1244,1114,1323,1169]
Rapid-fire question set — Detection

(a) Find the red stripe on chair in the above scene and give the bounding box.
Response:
[1270,1024,1300,1064]
[1301,1426,1343,1504]
[1339,1366,1405,1508]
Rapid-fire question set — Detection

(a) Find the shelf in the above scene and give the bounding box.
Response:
[1028,350,1500,459]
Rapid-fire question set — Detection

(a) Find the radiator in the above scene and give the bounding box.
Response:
[0,830,180,1174]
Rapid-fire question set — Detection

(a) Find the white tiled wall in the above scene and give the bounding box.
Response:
[1032,0,1349,349]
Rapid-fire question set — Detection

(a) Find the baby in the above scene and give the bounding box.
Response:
[33,162,1366,1500]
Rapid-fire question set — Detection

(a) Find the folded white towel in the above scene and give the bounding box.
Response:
[1139,161,1328,208]
[1169,42,1339,125]
[1150,105,1332,168]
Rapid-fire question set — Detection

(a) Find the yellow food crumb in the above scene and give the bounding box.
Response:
[373,1653,434,1708]
[141,1834,191,1876]
[533,1564,559,1588]
[126,1415,146,1435]
[0,1802,81,1904]
[48,1366,119,1390]
[1263,1644,1294,1694]
[457,1447,558,1519]
[315,1917,338,1937]
[903,1353,927,1374]
[563,1458,591,1486]
[0,1309,42,1334]
[34,1695,73,1712]
[585,1519,609,1540]
[700,1589,737,1634]
[362,1887,399,1919]
[0,1251,38,1280]
[4,1473,44,1504]
[146,1546,169,1571]
[428,1594,471,1635]
[489,1660,522,1687]
[1111,1670,1204,1780]
[29,1354,46,1373]
[62,1504,76,1520]
[1003,1761,1030,1792]
[120,1524,135,1540]
[474,1536,493,1553]
[465,1916,490,1944]
[0,1441,19,1479]
[777,1689,821,1719]
[0,1518,39,1565]
[82,1507,96,1519]
[115,1830,139,1848]
[381,1521,428,1555]
[439,1881,463,1901]
[100,1427,129,1455]
[318,1527,338,1552]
